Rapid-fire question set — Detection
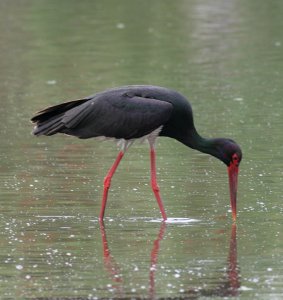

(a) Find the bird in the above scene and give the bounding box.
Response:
[31,85,242,221]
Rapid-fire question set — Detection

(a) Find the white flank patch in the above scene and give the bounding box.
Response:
[95,126,163,152]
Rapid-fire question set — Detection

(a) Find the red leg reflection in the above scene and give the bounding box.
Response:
[99,220,124,296]
[149,222,167,299]
[99,221,166,299]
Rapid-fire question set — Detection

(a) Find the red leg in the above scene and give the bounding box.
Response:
[150,146,167,220]
[99,151,124,220]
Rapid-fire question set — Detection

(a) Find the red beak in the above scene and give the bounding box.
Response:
[227,162,239,221]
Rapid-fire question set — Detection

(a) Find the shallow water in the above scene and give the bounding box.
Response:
[1,0,283,299]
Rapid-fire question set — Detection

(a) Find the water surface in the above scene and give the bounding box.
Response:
[1,0,283,299]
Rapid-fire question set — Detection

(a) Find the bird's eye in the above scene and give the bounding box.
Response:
[231,153,240,166]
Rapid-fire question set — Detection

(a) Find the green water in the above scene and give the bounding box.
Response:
[1,1,283,299]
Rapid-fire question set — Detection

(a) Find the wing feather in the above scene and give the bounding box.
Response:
[61,94,173,139]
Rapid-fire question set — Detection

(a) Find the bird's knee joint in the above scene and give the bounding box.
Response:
[103,177,111,188]
[151,183,160,193]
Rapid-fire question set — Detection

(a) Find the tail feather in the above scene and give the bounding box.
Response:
[31,97,91,136]
[31,97,91,123]
[32,114,64,136]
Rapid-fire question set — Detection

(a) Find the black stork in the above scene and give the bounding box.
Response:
[31,85,242,221]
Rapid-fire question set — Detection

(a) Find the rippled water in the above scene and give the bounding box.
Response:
[1,0,283,299]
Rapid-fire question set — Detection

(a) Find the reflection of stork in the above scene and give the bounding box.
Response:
[99,221,166,299]
[98,222,239,298]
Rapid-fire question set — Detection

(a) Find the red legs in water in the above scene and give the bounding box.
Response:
[99,138,167,221]
[99,150,124,220]
[149,144,167,220]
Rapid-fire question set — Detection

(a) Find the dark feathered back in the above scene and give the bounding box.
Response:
[30,86,175,139]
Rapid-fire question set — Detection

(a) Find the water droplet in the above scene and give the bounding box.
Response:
[47,80,57,85]
[16,265,23,270]
[116,23,125,29]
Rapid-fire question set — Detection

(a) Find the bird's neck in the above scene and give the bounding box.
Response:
[184,129,220,159]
